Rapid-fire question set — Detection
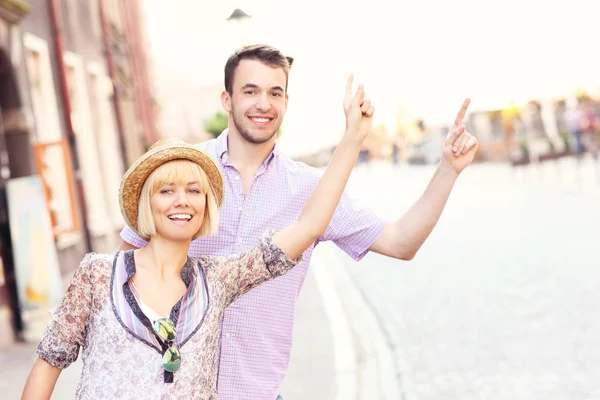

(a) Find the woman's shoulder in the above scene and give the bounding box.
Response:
[192,233,278,266]
[81,252,116,266]
[191,254,237,277]
[192,250,254,267]
[78,252,117,281]
[191,254,219,270]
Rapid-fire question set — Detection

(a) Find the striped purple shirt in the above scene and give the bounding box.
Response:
[120,130,388,399]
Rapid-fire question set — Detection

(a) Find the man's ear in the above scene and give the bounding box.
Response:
[221,91,232,112]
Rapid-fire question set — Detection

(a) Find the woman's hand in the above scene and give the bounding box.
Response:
[343,74,375,145]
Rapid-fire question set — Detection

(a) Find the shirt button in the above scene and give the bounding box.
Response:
[238,206,243,212]
[226,333,231,338]
[234,175,240,181]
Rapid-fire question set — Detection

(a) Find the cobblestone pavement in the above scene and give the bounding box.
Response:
[332,158,600,400]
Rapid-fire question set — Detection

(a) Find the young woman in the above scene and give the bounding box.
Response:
[22,81,374,399]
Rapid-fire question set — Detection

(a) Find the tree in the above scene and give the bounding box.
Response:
[204,111,229,139]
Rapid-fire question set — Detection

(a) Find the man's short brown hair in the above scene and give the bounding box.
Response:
[224,44,290,94]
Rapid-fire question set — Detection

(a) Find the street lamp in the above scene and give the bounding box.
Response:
[226,8,293,70]
[226,8,251,48]
[226,8,251,22]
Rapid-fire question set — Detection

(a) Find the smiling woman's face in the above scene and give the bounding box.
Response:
[137,159,217,241]
[150,176,206,242]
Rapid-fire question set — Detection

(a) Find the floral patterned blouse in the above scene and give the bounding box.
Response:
[37,232,300,399]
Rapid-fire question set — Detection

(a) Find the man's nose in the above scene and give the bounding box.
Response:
[255,93,271,111]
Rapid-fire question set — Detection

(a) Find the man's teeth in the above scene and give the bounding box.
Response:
[168,214,192,220]
[251,117,270,123]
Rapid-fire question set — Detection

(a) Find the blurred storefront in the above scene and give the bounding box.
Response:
[0,0,37,349]
[0,0,159,350]
[466,95,590,163]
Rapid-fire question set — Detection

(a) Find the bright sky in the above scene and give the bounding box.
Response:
[144,0,600,154]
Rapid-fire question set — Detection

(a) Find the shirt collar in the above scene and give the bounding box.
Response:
[121,250,194,288]
[216,128,229,161]
[217,128,279,168]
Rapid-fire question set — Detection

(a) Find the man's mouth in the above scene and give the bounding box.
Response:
[248,116,273,125]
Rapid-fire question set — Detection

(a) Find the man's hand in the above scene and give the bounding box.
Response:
[441,98,478,175]
[343,74,375,143]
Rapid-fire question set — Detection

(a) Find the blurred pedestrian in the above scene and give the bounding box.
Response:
[391,141,399,165]
[581,102,599,158]
[564,103,584,159]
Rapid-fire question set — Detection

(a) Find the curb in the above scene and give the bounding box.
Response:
[311,243,402,400]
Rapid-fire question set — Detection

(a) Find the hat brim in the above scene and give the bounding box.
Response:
[119,144,224,241]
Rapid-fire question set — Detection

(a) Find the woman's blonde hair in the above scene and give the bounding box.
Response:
[137,159,219,239]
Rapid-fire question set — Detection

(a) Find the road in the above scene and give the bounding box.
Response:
[328,157,600,399]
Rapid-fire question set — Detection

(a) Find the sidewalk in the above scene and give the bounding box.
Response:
[0,340,83,399]
[0,271,83,399]
[281,259,337,399]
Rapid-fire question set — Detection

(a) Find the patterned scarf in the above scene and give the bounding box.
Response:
[110,251,210,352]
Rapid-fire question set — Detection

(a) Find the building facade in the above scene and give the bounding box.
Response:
[0,0,158,349]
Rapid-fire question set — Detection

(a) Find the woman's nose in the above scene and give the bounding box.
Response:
[174,188,190,206]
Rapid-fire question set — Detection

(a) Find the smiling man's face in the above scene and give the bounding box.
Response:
[222,59,288,145]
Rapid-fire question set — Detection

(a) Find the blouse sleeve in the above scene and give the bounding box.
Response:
[206,231,302,306]
[37,253,97,369]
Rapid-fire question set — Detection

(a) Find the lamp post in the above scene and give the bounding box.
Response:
[226,8,251,22]
[225,8,294,70]
[226,8,251,48]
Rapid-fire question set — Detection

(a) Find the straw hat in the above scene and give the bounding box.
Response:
[119,138,224,239]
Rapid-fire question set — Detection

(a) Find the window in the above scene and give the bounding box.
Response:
[24,33,80,248]
[88,63,125,229]
[88,0,101,38]
[63,52,111,237]
[0,18,9,47]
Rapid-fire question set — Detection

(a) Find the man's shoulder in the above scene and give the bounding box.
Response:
[273,153,324,193]
[275,151,323,180]
[196,137,219,156]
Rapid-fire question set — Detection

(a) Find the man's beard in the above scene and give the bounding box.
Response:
[231,107,281,145]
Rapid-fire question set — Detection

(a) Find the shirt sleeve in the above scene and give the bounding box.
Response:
[120,225,149,248]
[37,253,97,369]
[204,231,302,306]
[320,190,389,261]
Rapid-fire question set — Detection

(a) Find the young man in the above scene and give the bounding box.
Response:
[120,45,477,400]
